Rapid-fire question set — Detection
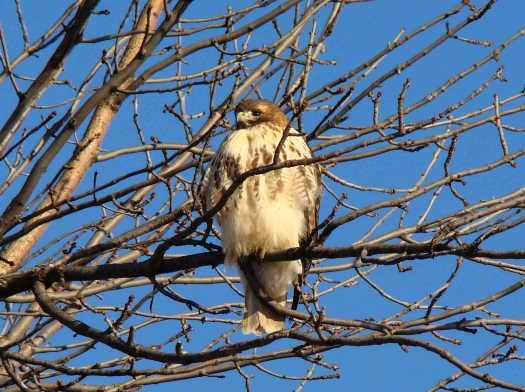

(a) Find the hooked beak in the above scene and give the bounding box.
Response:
[236,110,249,123]
[236,110,255,129]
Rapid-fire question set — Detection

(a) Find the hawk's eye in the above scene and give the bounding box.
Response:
[252,110,261,116]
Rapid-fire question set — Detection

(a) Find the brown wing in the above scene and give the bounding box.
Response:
[300,162,322,266]
[201,132,244,220]
[292,167,321,310]
[287,135,322,310]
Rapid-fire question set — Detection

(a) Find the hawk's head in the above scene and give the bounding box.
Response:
[235,99,288,130]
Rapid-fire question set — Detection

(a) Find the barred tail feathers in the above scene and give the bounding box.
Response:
[239,259,301,335]
[242,287,285,335]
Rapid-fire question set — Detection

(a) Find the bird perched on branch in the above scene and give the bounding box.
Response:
[202,99,321,335]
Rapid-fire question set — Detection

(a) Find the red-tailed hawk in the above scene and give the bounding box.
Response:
[203,99,321,335]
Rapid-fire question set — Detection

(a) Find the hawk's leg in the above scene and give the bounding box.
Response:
[291,276,302,311]
[292,256,311,310]
[255,248,266,263]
